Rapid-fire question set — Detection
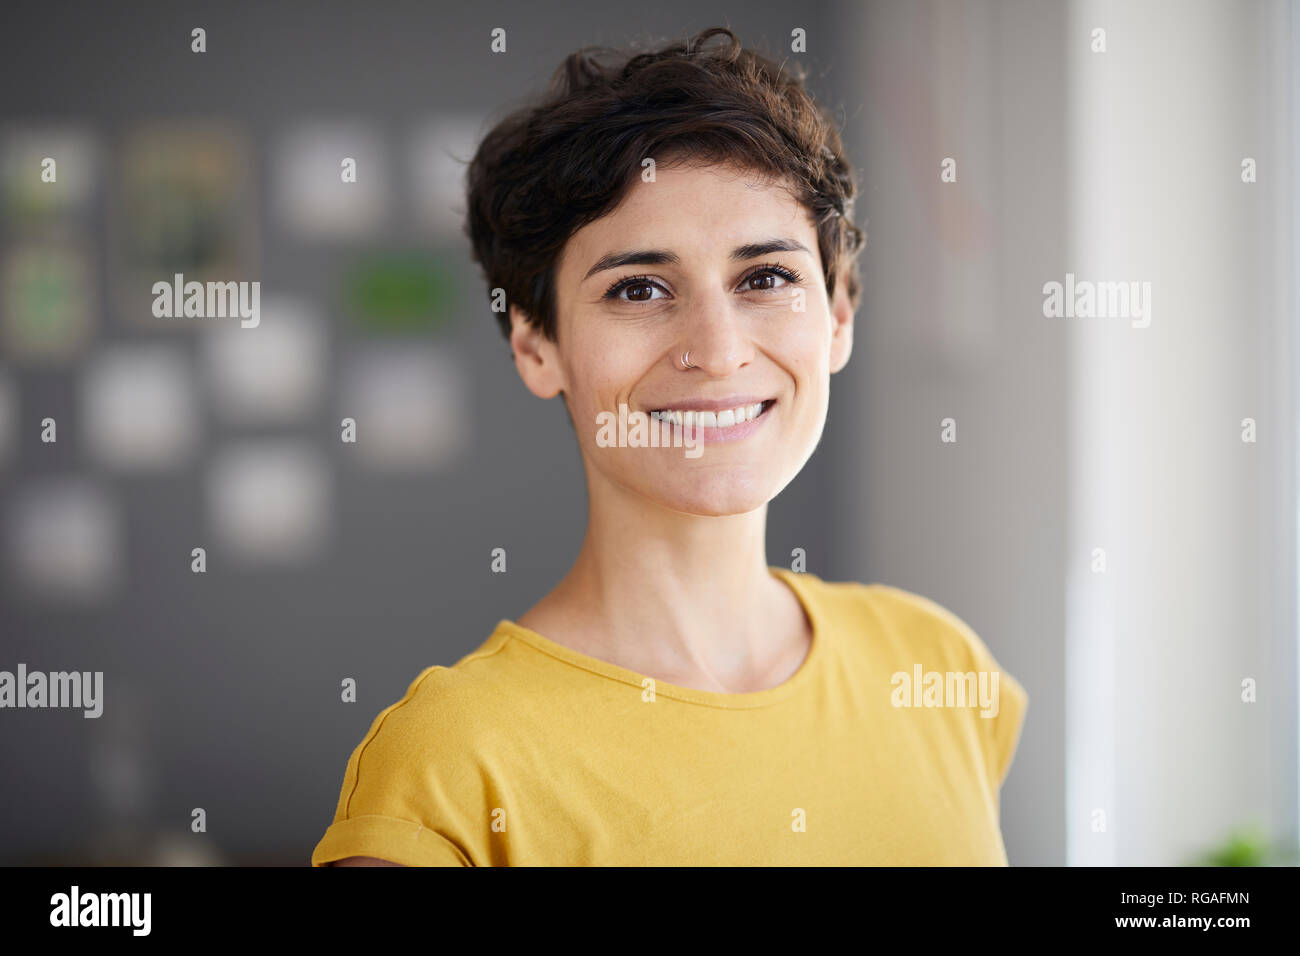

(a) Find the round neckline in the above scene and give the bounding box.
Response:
[493,567,822,710]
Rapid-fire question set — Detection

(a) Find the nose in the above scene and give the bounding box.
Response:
[675,290,754,376]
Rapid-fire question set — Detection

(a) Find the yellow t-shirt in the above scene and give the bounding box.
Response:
[312,568,1028,866]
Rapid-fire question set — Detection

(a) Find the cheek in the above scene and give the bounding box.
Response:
[562,332,643,418]
[770,311,832,381]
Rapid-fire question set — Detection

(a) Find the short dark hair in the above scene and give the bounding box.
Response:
[464,26,865,343]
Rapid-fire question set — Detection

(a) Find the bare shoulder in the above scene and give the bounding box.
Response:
[331,856,405,867]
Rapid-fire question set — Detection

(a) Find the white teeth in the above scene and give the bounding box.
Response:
[649,401,770,427]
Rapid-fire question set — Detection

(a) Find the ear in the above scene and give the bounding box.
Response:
[827,273,855,374]
[509,304,566,399]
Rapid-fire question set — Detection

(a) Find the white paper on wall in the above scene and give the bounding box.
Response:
[5,477,121,601]
[274,122,387,239]
[202,294,327,424]
[82,343,200,471]
[208,440,332,565]
[339,344,468,471]
[408,114,487,239]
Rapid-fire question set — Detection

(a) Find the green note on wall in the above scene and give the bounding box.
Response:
[344,252,457,334]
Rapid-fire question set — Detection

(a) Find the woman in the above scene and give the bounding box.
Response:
[312,26,1027,866]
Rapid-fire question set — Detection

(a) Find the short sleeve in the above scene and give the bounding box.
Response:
[311,814,470,867]
[937,606,1028,791]
[311,667,479,867]
[865,583,1029,791]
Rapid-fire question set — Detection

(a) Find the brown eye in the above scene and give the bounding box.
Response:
[603,275,668,302]
[741,264,802,292]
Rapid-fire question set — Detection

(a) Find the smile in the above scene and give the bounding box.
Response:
[648,399,775,428]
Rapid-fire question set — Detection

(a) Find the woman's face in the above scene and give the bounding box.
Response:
[511,161,854,517]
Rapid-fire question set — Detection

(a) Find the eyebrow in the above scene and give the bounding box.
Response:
[581,237,813,282]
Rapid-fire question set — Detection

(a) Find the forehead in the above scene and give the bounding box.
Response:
[556,162,817,279]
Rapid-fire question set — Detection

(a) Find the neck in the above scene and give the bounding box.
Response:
[534,467,803,691]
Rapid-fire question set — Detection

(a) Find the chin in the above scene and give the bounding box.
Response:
[639,470,781,517]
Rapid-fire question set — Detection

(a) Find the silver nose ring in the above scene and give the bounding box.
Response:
[679,350,695,370]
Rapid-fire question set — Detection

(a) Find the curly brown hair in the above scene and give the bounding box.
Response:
[464,26,865,343]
